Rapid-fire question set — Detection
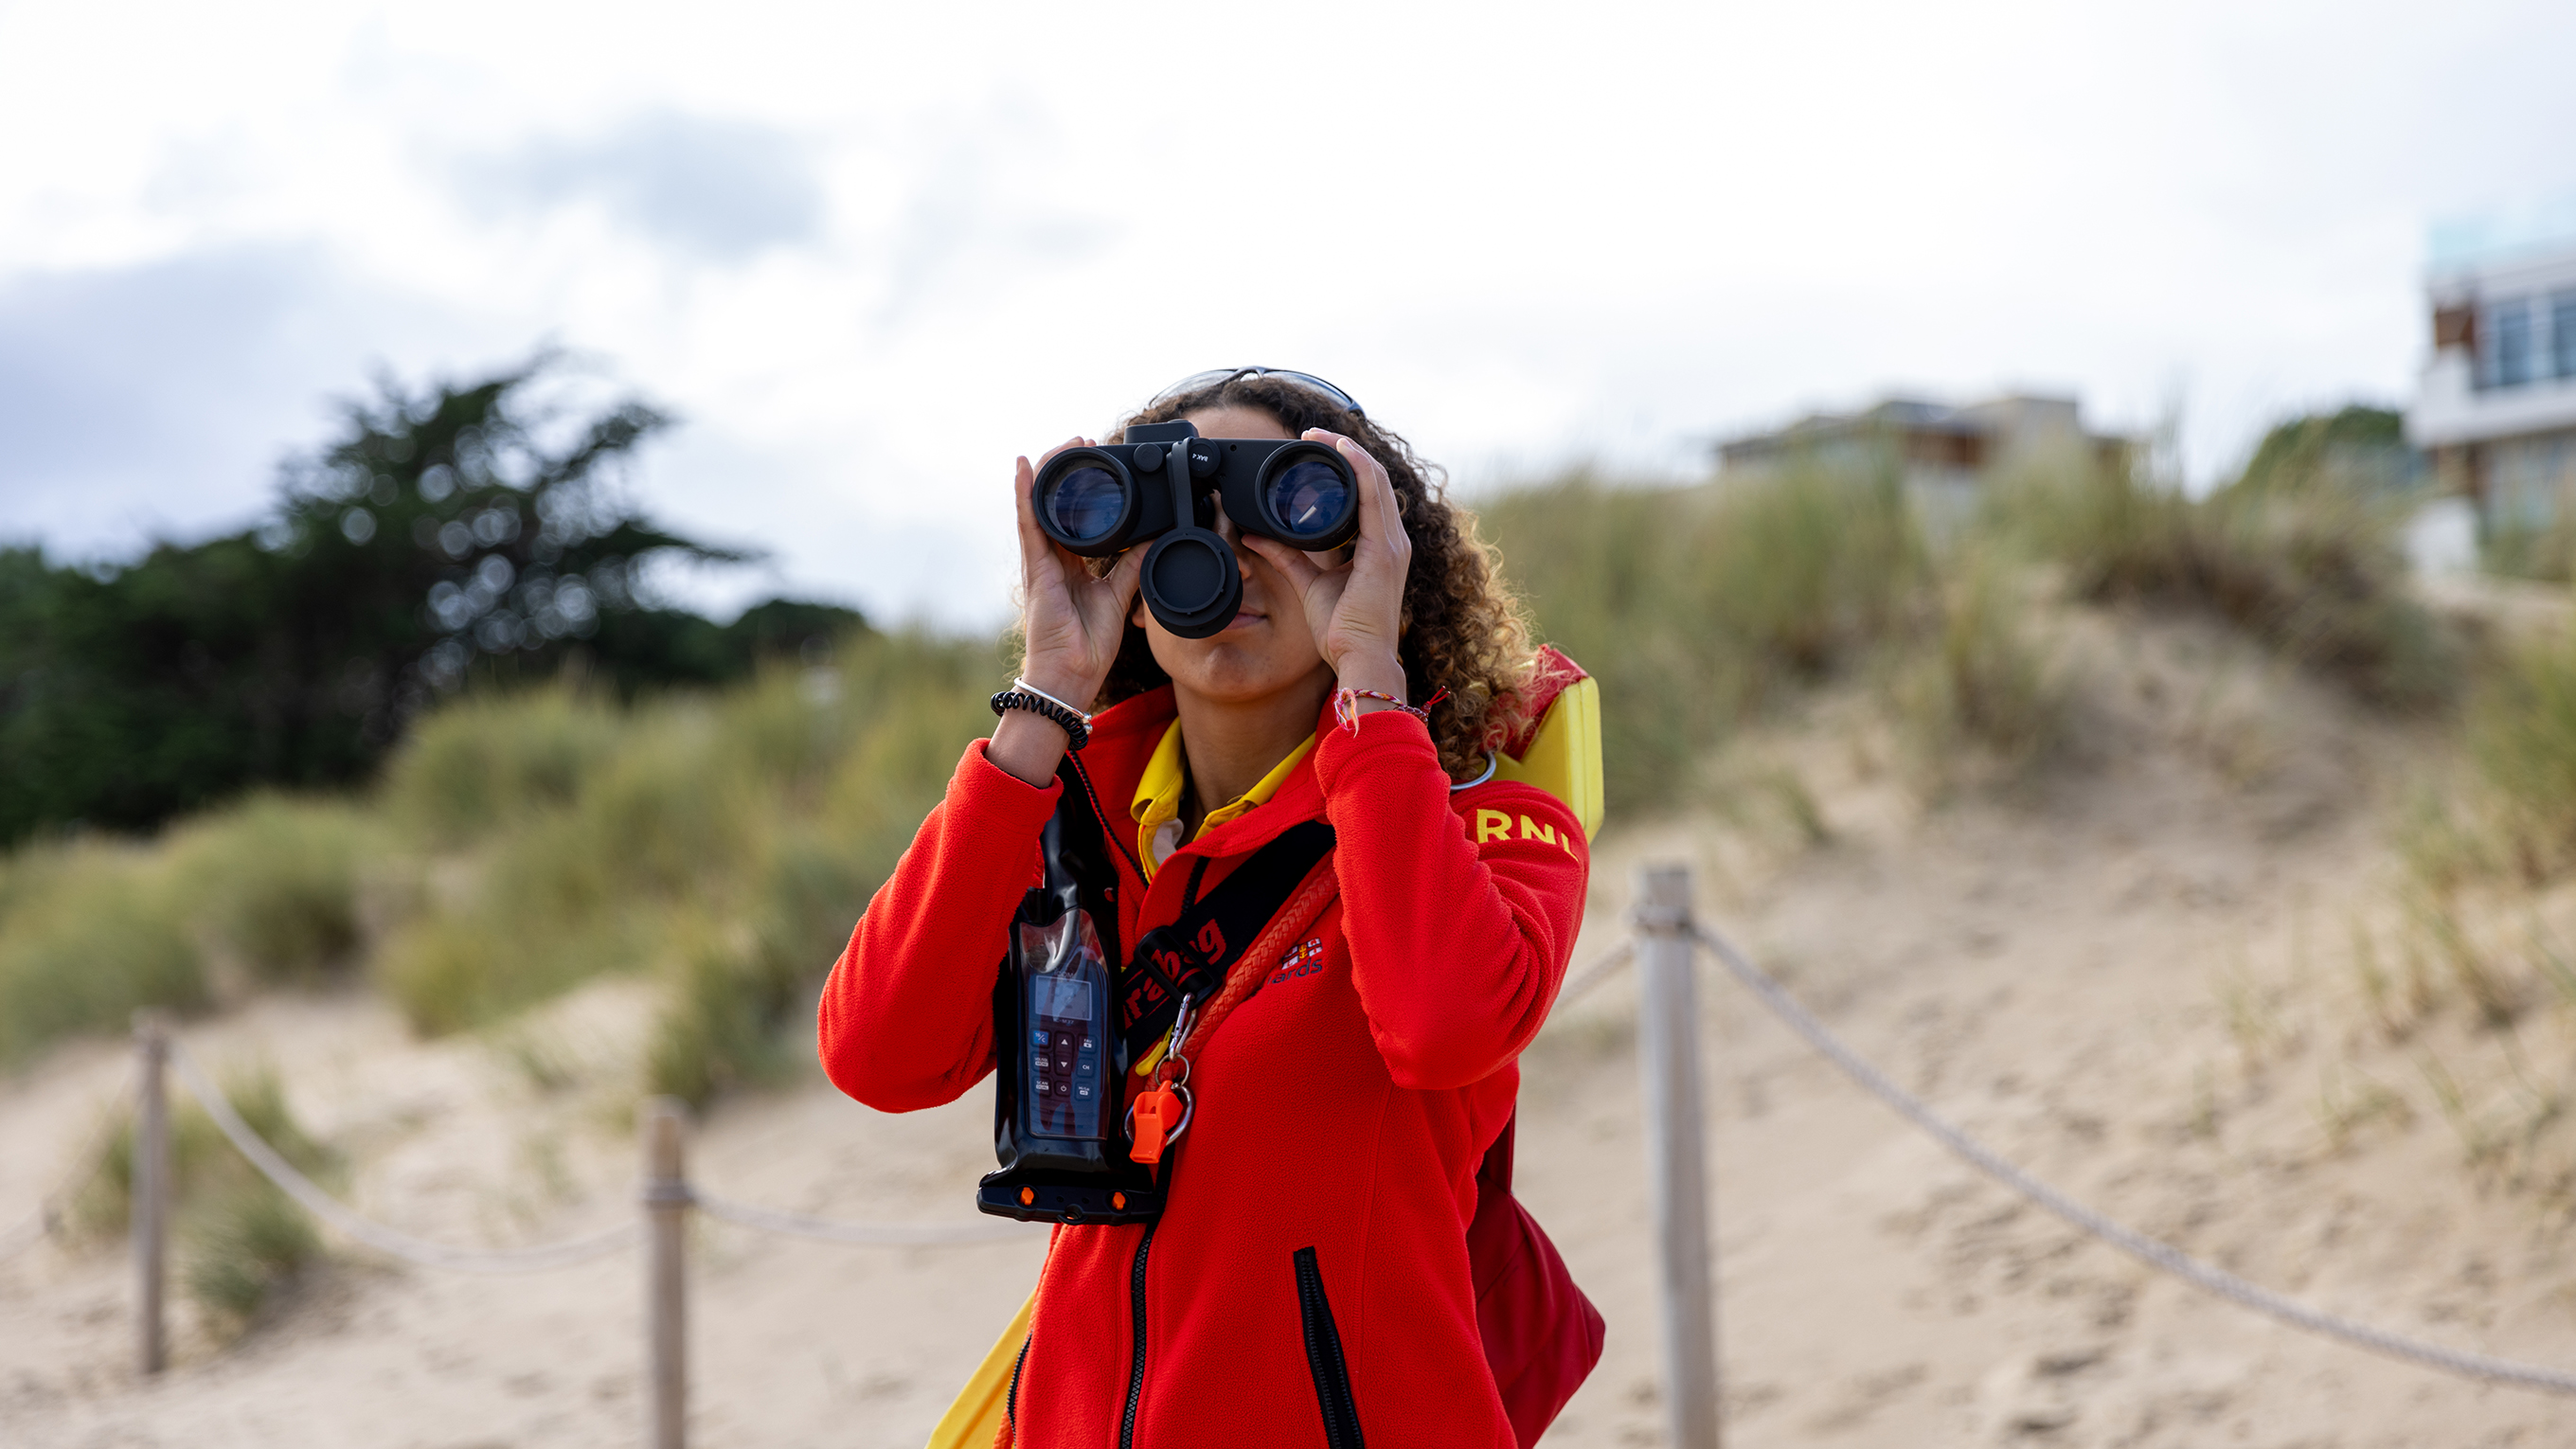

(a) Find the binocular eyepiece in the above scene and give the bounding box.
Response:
[1032,420,1360,637]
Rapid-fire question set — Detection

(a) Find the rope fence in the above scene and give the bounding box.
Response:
[153,1038,1027,1265]
[1568,867,2576,1447]
[46,1017,1037,1447]
[690,1190,1030,1247]
[6,860,2571,1448]
[1552,936,1637,1007]
[1684,921,2576,1399]
[168,1043,640,1275]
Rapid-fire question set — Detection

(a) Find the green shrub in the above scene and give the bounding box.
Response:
[1986,456,2456,709]
[1482,462,1928,814]
[1478,476,1709,813]
[185,1183,324,1329]
[382,685,622,847]
[647,928,800,1107]
[1982,448,2199,596]
[172,1066,334,1333]
[2233,404,2411,500]
[654,819,915,1105]
[2485,516,2576,583]
[1,624,999,1092]
[572,709,763,899]
[1891,552,2067,785]
[73,1061,335,1331]
[752,830,882,978]
[372,632,992,1053]
[2470,631,2576,882]
[638,648,991,1104]
[377,706,756,1036]
[1708,461,1927,671]
[376,905,642,1037]
[377,702,743,1036]
[75,1062,335,1238]
[0,843,204,1066]
[707,660,870,790]
[376,914,513,1037]
[170,795,372,982]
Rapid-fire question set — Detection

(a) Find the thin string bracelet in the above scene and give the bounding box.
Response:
[1333,685,1449,734]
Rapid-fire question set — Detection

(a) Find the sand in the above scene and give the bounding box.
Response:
[7,607,2576,1447]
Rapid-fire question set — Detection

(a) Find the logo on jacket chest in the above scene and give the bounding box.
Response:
[1267,938,1328,987]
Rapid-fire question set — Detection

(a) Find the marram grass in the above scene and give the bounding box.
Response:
[0,452,2470,1105]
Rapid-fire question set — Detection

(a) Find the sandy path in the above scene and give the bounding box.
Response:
[8,614,2576,1446]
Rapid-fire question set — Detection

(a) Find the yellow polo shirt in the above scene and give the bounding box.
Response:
[1129,722,1315,880]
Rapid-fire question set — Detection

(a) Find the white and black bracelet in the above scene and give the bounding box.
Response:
[989,677,1093,750]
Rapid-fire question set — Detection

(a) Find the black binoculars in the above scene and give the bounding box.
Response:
[1032,420,1360,637]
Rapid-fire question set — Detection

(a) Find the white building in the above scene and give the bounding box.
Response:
[2406,205,2576,534]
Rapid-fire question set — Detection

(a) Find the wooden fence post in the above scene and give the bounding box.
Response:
[643,1098,689,1449]
[1636,864,1721,1448]
[133,1010,170,1378]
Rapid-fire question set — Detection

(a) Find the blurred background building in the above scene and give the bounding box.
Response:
[1715,393,2133,537]
[2407,201,2576,539]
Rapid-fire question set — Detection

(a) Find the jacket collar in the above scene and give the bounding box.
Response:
[1073,687,1335,863]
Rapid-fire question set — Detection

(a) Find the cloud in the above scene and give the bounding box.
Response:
[0,242,492,558]
[458,110,825,263]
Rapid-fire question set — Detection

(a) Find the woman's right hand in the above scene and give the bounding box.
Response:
[992,439,1143,785]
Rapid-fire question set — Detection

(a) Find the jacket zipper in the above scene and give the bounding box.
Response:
[1292,1246,1367,1449]
[1118,1221,1159,1449]
[1005,1332,1031,1433]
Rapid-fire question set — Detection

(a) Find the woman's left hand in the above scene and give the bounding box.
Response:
[1241,430,1413,699]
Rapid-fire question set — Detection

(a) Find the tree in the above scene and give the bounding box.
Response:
[2232,404,2415,498]
[0,356,864,843]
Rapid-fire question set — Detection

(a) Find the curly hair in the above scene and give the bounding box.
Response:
[1091,374,1536,782]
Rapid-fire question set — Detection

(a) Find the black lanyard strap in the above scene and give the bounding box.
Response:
[1118,820,1336,1064]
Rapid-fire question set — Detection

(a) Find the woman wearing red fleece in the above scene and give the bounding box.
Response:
[817,371,1591,1448]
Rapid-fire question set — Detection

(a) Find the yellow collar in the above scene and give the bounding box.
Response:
[1129,722,1316,879]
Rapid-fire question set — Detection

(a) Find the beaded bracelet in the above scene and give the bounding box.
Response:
[991,678,1092,750]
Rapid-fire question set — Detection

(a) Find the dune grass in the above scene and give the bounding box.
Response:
[366,634,996,1100]
[382,687,628,848]
[1889,548,2068,787]
[2484,516,2576,583]
[184,1185,327,1329]
[0,842,206,1065]
[71,1063,337,1333]
[1982,449,2456,709]
[1480,460,1930,812]
[0,795,388,1067]
[2459,629,2576,884]
[0,625,994,1107]
[170,796,376,984]
[0,446,2482,1110]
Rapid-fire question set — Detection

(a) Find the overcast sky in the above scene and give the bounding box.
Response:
[3,0,2572,627]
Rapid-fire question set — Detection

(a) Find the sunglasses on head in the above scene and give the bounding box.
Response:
[1149,367,1365,420]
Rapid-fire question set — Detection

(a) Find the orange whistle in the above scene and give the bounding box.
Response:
[1129,1087,1183,1165]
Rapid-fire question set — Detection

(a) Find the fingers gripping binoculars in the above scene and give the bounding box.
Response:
[1032,420,1361,637]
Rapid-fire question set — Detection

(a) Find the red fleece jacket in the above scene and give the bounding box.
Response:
[817,687,1588,1448]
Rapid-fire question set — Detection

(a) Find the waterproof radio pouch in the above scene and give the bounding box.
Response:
[976,762,1163,1225]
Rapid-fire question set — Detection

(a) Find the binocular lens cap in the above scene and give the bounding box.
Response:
[1140,530,1243,638]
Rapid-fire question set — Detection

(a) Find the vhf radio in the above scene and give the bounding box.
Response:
[976,766,1161,1225]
